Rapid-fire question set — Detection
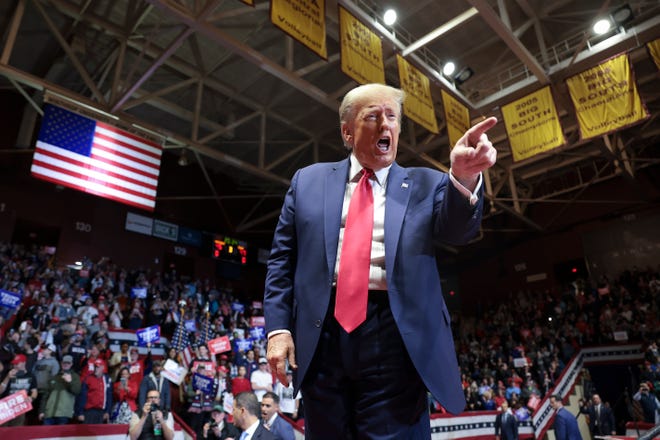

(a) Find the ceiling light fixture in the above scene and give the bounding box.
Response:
[442,62,456,76]
[178,149,189,166]
[383,9,397,26]
[453,67,474,85]
[611,4,634,26]
[593,18,611,35]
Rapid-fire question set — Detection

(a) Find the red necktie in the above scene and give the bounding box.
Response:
[335,168,374,333]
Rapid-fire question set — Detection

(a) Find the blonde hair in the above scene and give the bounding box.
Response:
[339,83,405,127]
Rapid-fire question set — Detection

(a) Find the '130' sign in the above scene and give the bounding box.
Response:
[75,222,92,232]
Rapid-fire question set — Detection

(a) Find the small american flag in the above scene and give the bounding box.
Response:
[31,104,162,211]
[172,318,193,367]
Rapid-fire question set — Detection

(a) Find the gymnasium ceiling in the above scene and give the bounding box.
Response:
[1,0,659,264]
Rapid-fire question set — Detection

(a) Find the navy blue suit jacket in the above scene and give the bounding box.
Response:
[495,411,519,440]
[553,407,583,440]
[265,158,482,414]
[268,415,295,440]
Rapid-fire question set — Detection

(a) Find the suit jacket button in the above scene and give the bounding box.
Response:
[314,320,321,328]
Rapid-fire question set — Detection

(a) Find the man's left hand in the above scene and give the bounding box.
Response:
[450,116,498,189]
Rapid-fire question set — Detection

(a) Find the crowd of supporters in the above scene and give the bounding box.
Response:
[0,241,658,433]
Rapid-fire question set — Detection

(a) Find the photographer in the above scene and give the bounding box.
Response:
[202,404,240,439]
[128,390,174,440]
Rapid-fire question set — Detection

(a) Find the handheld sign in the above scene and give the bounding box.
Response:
[192,373,214,394]
[162,359,187,385]
[235,339,253,352]
[231,302,244,313]
[136,325,160,346]
[208,336,232,355]
[0,289,22,310]
[0,390,32,425]
[131,287,147,299]
[250,316,265,327]
[249,327,265,340]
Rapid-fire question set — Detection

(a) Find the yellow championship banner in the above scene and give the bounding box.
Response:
[566,53,649,140]
[501,86,565,162]
[396,55,438,133]
[441,90,470,148]
[338,6,385,85]
[271,0,327,59]
[648,39,660,70]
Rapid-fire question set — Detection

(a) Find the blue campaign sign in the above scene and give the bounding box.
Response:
[136,325,160,346]
[192,373,214,394]
[0,289,22,309]
[231,302,244,312]
[131,287,147,298]
[249,327,265,340]
[184,319,197,332]
[235,339,253,352]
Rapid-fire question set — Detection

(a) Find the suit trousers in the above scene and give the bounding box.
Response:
[301,291,431,440]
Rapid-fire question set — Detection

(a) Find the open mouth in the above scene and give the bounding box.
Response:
[377,137,390,152]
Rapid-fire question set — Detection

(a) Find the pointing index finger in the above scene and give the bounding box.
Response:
[467,116,498,145]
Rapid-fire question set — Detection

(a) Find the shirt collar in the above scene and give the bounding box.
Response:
[267,413,278,426]
[245,419,260,436]
[349,154,390,188]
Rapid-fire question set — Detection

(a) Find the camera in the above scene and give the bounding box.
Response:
[150,403,160,413]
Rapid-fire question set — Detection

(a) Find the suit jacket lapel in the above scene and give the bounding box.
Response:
[384,162,411,285]
[324,158,350,279]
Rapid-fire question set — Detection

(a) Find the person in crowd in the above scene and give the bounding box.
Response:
[81,343,107,380]
[232,391,276,440]
[202,404,240,440]
[63,330,87,373]
[32,343,60,404]
[111,366,138,424]
[39,355,81,425]
[264,82,497,438]
[127,347,146,386]
[633,381,659,424]
[581,393,616,437]
[138,360,171,412]
[273,369,300,419]
[250,357,272,402]
[261,392,295,440]
[0,353,39,426]
[109,342,131,380]
[128,389,174,440]
[549,394,582,440]
[232,365,252,396]
[187,363,218,436]
[495,400,518,440]
[78,358,113,424]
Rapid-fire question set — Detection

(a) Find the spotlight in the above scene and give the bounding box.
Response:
[611,4,634,26]
[383,9,397,26]
[442,62,456,76]
[453,67,474,85]
[593,18,611,35]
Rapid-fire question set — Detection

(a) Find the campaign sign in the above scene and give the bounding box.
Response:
[235,339,253,352]
[222,392,234,413]
[131,287,147,299]
[252,301,263,309]
[208,336,232,354]
[191,361,214,375]
[0,289,22,310]
[136,325,160,346]
[231,302,244,312]
[162,359,187,385]
[249,327,266,340]
[0,390,32,424]
[250,316,265,327]
[184,320,197,332]
[192,373,214,394]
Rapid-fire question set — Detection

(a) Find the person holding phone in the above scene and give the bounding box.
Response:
[39,355,81,425]
[112,366,138,423]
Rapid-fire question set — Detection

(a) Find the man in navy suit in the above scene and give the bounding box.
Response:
[265,83,497,439]
[495,401,519,440]
[261,392,295,440]
[233,392,275,440]
[550,394,583,440]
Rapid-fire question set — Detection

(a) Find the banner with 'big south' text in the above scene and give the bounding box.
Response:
[501,86,565,162]
[396,55,438,134]
[566,53,649,140]
[338,6,385,85]
[441,90,470,149]
[271,0,327,59]
[647,38,660,71]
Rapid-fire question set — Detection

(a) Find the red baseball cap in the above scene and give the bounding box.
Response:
[93,359,105,368]
[11,354,27,365]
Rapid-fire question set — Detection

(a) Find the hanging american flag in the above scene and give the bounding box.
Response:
[31,104,162,211]
[172,318,193,367]
[199,313,215,346]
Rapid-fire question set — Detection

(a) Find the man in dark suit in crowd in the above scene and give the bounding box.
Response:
[261,392,294,440]
[265,83,497,438]
[495,400,518,440]
[550,394,583,440]
[582,394,616,437]
[233,392,275,440]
